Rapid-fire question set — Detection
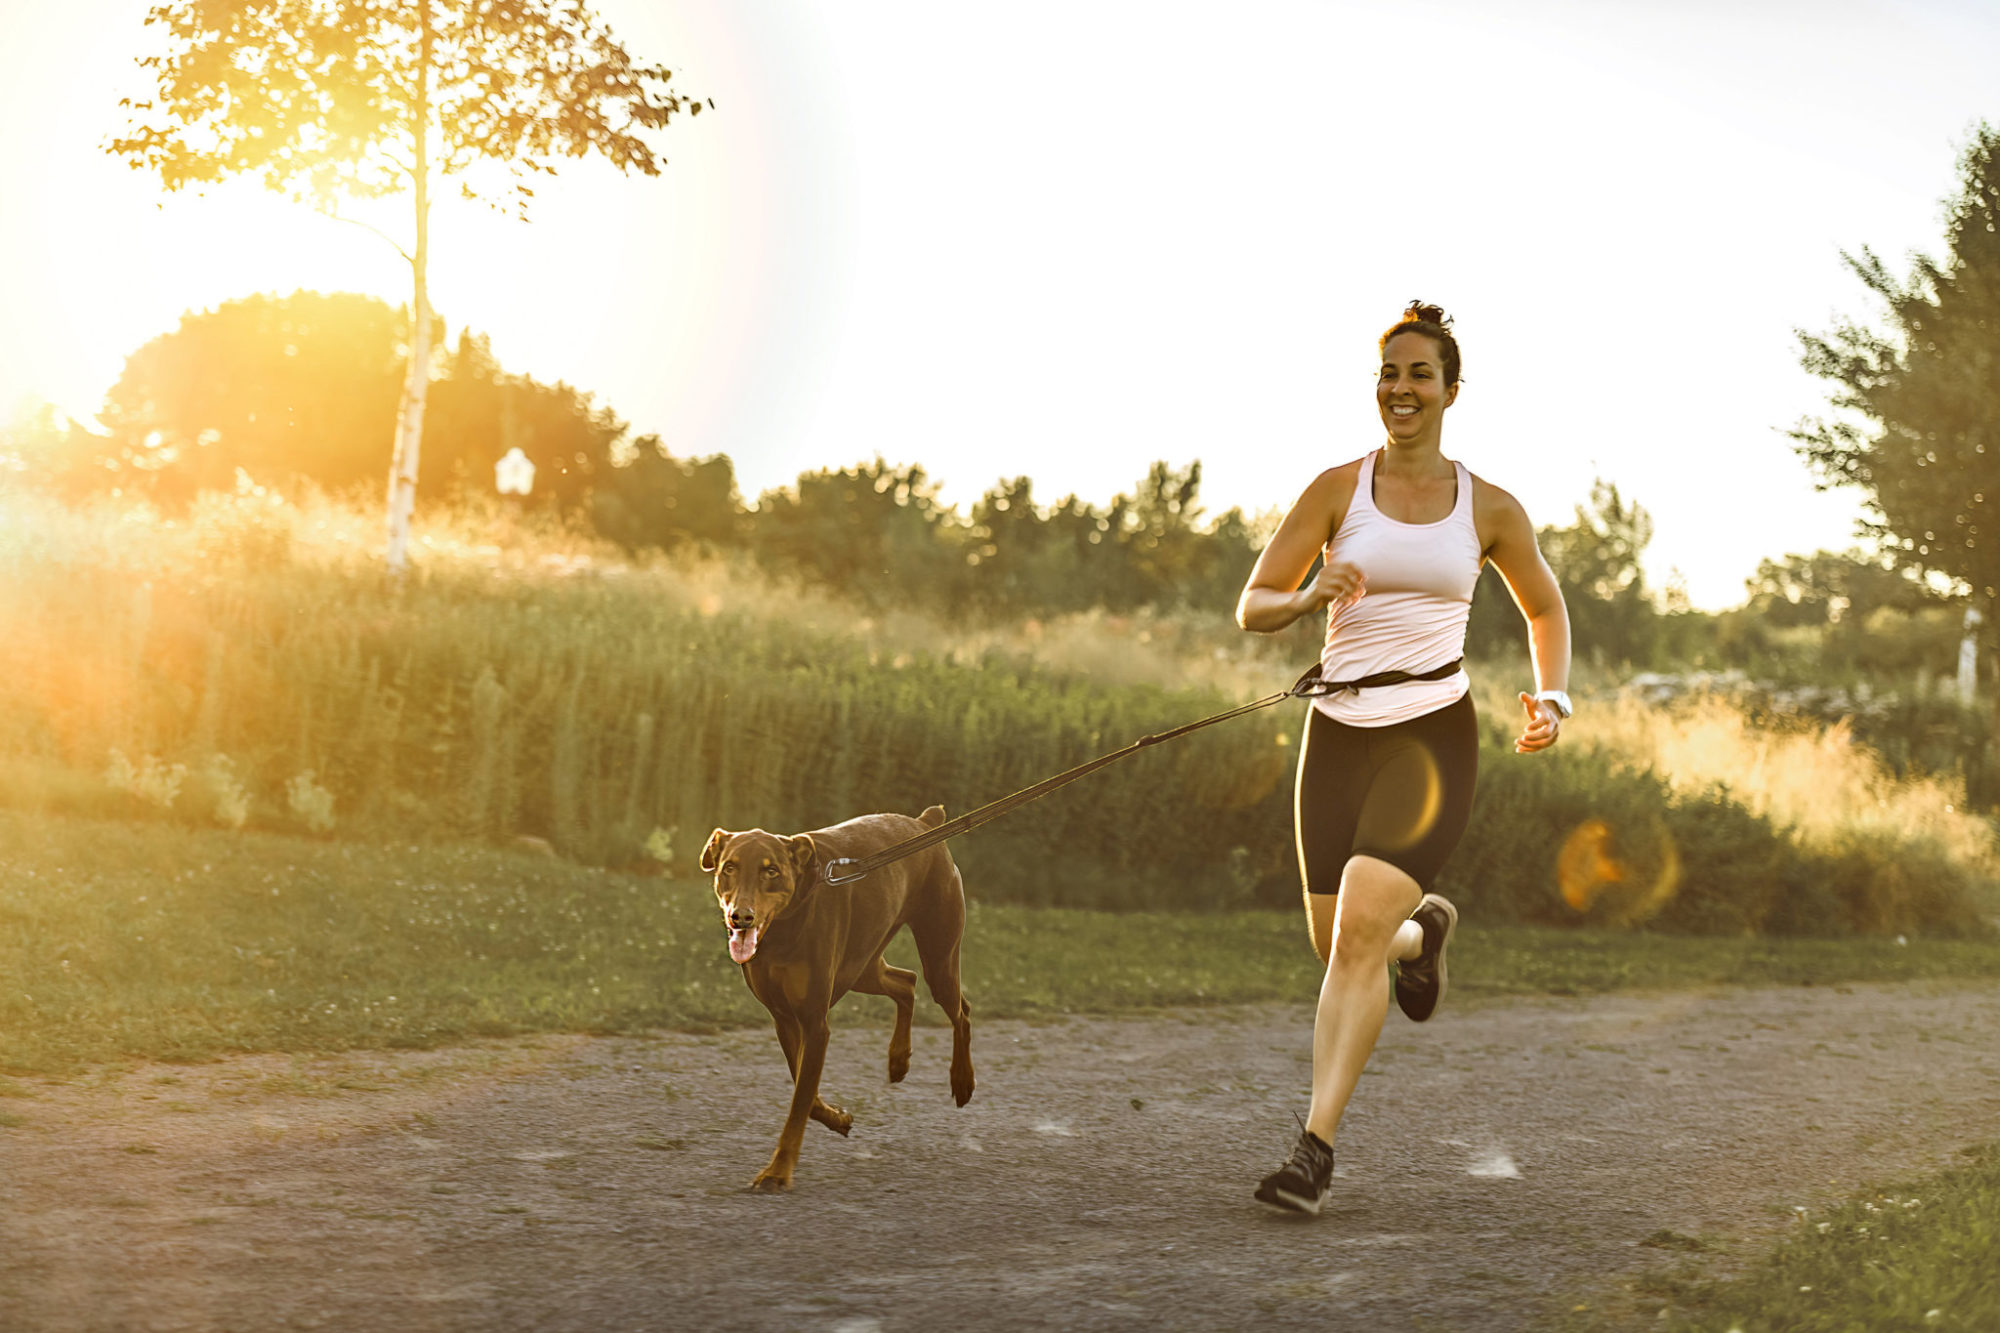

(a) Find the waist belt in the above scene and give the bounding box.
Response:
[1292,657,1464,697]
[822,658,1465,886]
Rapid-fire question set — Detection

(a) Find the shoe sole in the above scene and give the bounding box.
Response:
[1425,892,1456,1017]
[1402,893,1458,1023]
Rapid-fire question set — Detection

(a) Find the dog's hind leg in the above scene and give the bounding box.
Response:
[911,871,975,1107]
[848,951,918,1084]
[772,1012,853,1137]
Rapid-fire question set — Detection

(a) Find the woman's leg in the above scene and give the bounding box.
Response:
[1303,854,1422,1146]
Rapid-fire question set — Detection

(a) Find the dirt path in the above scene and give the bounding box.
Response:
[4,981,2000,1332]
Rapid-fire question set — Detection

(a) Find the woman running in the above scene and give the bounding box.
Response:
[1235,300,1572,1214]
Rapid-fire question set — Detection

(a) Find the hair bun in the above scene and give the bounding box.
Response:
[1380,299,1463,385]
[1402,300,1451,328]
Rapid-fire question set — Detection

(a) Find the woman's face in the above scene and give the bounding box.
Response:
[1376,331,1458,442]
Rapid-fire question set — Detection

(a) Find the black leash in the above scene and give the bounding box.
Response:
[821,657,1462,885]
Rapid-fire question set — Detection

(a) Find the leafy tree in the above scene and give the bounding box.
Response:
[1744,549,1937,629]
[0,400,111,500]
[1538,478,1652,604]
[1468,478,1658,667]
[965,476,1062,615]
[1739,548,1957,679]
[591,435,741,552]
[750,460,973,609]
[961,463,1259,618]
[1119,461,1261,614]
[425,330,625,513]
[1793,124,2000,647]
[84,291,618,508]
[107,0,710,570]
[98,291,414,503]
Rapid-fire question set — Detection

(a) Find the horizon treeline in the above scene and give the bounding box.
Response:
[0,289,1967,672]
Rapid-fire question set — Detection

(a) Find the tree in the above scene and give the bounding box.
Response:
[1793,124,2000,658]
[78,291,619,508]
[424,330,626,513]
[1744,549,1936,630]
[1,399,114,500]
[108,0,710,570]
[750,460,973,610]
[99,291,413,502]
[591,435,740,552]
[1468,478,1659,666]
[1537,478,1653,606]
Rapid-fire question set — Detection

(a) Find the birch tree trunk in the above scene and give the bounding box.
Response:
[385,0,434,575]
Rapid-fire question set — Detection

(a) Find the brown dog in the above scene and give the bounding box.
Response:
[702,806,975,1192]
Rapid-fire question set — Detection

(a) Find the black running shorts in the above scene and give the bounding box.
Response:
[1295,692,1478,895]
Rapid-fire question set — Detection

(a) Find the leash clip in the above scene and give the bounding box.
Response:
[822,857,867,886]
[1288,663,1338,698]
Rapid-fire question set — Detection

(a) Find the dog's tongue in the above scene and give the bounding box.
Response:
[728,925,759,963]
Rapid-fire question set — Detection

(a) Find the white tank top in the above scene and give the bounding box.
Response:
[1314,449,1481,726]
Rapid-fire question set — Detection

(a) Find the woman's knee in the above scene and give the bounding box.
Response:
[1328,855,1421,962]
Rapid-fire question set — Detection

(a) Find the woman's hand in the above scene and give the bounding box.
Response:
[1302,560,1367,614]
[1514,693,1562,753]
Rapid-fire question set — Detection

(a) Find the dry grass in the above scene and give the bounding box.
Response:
[1575,691,2000,881]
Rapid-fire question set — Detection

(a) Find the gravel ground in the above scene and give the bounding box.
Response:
[4,980,1999,1332]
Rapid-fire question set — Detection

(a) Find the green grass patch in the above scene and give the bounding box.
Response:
[1582,1143,2000,1331]
[6,809,2000,1075]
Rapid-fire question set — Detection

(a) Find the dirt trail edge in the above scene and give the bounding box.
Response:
[4,980,1999,1332]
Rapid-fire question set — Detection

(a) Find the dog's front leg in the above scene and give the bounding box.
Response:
[751,1011,830,1193]
[772,1012,853,1136]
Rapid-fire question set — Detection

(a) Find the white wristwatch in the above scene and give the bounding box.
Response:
[1533,690,1573,720]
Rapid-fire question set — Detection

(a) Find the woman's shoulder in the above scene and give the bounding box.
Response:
[1465,467,1527,512]
[1303,454,1369,501]
[1269,456,1369,551]
[1465,468,1534,544]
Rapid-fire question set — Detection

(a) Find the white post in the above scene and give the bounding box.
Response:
[1958,605,1982,705]
[495,447,536,496]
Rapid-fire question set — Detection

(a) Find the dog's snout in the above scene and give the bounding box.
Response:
[728,907,755,928]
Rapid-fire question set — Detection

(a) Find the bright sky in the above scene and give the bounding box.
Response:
[4,0,1997,608]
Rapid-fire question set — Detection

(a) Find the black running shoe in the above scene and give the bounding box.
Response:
[1395,893,1459,1023]
[1254,1122,1334,1215]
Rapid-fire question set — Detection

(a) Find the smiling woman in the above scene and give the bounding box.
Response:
[1233,299,1574,1216]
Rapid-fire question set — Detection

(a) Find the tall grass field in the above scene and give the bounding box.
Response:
[2,482,1996,936]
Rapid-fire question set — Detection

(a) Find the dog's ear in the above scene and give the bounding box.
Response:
[700,829,730,873]
[786,833,817,882]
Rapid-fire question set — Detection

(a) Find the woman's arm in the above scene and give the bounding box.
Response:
[1236,468,1362,633]
[1480,485,1572,753]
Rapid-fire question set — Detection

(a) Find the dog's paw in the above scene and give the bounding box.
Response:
[749,1170,793,1193]
[951,1068,975,1107]
[812,1104,853,1136]
[887,1052,910,1084]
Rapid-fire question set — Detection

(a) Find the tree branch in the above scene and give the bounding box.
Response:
[315,205,415,268]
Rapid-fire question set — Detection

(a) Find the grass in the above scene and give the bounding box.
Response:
[1572,1143,2000,1331]
[5,483,1996,931]
[1574,688,2000,904]
[7,808,2000,1077]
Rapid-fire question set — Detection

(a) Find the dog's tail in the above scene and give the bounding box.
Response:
[919,804,947,829]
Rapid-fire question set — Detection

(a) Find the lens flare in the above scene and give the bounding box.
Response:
[1376,744,1442,852]
[1558,816,1681,924]
[1558,818,1625,911]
